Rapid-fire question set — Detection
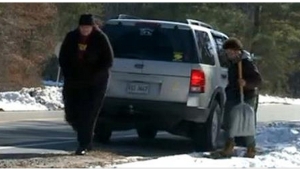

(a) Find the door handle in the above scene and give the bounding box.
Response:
[134,64,144,69]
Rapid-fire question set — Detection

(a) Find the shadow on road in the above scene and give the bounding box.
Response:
[96,136,195,158]
[0,153,69,160]
[0,120,196,158]
[0,120,76,151]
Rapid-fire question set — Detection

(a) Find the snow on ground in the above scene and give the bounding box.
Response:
[108,121,300,168]
[0,81,299,111]
[0,86,63,111]
[259,95,300,105]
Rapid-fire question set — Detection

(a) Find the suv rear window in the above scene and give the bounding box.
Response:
[103,22,199,63]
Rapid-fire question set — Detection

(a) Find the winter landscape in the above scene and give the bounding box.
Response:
[1,2,300,168]
[0,81,300,168]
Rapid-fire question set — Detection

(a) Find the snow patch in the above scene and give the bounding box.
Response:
[0,86,63,111]
[111,148,300,168]
[256,122,300,151]
[109,122,300,168]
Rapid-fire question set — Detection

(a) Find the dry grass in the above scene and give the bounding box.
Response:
[0,4,57,92]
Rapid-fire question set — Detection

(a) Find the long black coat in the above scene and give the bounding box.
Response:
[58,28,114,135]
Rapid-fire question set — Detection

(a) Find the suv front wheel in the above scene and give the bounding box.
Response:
[192,100,222,151]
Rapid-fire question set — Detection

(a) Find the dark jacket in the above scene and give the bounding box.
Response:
[59,28,114,87]
[225,50,262,101]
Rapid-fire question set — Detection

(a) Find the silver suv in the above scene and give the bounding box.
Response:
[95,16,229,151]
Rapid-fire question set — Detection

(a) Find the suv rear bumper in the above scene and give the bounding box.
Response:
[99,97,210,130]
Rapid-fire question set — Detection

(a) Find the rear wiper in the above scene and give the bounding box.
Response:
[117,53,143,60]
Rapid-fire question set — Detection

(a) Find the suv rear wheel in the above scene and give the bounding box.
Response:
[192,100,222,151]
[94,121,112,144]
[136,127,157,139]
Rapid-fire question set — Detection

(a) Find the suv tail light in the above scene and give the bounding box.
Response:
[190,69,205,93]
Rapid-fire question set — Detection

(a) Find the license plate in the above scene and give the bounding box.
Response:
[127,83,150,94]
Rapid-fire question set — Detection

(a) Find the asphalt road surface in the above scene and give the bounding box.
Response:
[0,104,299,159]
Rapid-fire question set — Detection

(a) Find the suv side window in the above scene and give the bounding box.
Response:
[194,30,215,65]
[212,35,228,68]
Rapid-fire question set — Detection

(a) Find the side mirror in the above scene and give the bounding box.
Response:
[251,53,262,60]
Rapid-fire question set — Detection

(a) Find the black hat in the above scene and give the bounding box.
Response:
[79,14,94,26]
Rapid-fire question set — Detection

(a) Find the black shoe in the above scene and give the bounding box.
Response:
[75,147,88,155]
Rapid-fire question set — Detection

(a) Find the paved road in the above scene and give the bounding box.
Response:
[0,111,63,123]
[0,120,192,158]
[257,105,300,122]
[0,104,299,158]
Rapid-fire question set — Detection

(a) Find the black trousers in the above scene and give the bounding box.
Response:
[63,83,107,148]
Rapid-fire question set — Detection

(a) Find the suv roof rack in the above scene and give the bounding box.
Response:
[186,19,213,29]
[106,15,214,29]
[110,14,141,20]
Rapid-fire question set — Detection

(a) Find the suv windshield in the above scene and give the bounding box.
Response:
[103,22,198,63]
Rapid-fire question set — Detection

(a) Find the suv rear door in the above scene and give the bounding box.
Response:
[211,31,229,91]
[192,28,219,108]
[102,22,144,74]
[103,20,199,103]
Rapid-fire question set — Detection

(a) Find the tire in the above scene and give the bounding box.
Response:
[94,121,112,144]
[136,127,157,139]
[193,100,222,151]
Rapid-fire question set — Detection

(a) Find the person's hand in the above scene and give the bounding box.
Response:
[238,79,246,87]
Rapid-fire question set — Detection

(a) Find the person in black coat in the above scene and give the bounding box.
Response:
[59,14,114,155]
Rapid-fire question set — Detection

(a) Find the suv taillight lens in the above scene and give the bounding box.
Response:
[190,69,205,93]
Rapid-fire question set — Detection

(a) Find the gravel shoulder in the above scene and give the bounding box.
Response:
[0,137,191,168]
[0,150,126,168]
